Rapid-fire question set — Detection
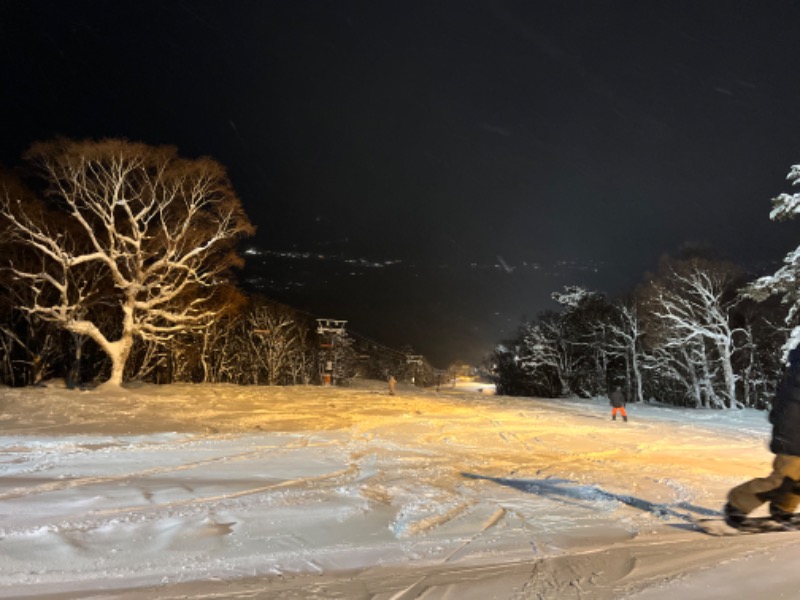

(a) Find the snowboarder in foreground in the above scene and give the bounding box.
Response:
[724,345,800,529]
[609,386,627,422]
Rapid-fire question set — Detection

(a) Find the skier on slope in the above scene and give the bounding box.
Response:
[609,385,628,422]
[724,344,800,528]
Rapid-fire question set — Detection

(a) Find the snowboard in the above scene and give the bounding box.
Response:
[694,516,800,536]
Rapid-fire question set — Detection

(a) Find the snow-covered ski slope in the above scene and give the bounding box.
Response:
[1,379,799,599]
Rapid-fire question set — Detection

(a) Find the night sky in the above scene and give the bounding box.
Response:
[3,1,800,366]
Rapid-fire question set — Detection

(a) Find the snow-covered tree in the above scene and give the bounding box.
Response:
[733,299,786,408]
[492,288,621,399]
[247,300,315,385]
[0,139,255,387]
[745,163,800,361]
[517,316,569,396]
[640,258,744,408]
[604,299,645,403]
[551,286,614,397]
[198,316,250,384]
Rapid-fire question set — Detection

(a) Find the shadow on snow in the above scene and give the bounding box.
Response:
[462,473,720,523]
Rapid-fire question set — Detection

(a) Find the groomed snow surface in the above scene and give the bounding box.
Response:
[2,379,800,599]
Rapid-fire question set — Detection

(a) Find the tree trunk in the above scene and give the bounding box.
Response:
[103,334,134,387]
[629,345,644,403]
[717,340,737,409]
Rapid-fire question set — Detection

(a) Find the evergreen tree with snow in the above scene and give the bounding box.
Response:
[745,164,800,361]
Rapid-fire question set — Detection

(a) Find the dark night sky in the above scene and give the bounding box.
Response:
[3,1,800,366]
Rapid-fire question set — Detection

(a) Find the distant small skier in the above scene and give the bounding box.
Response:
[388,375,397,396]
[609,386,627,422]
[724,344,800,528]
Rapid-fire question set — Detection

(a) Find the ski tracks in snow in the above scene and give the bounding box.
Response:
[2,383,779,598]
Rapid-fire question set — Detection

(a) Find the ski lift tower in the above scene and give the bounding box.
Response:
[317,318,347,386]
[407,354,423,385]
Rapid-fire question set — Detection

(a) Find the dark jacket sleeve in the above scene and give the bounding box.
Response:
[770,369,800,456]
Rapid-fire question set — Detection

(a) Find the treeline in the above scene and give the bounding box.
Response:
[492,162,800,410]
[0,138,436,389]
[491,254,789,409]
[0,290,435,388]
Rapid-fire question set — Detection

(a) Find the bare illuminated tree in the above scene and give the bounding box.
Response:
[248,300,315,385]
[0,139,255,387]
[199,316,249,384]
[605,299,645,403]
[642,258,744,408]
